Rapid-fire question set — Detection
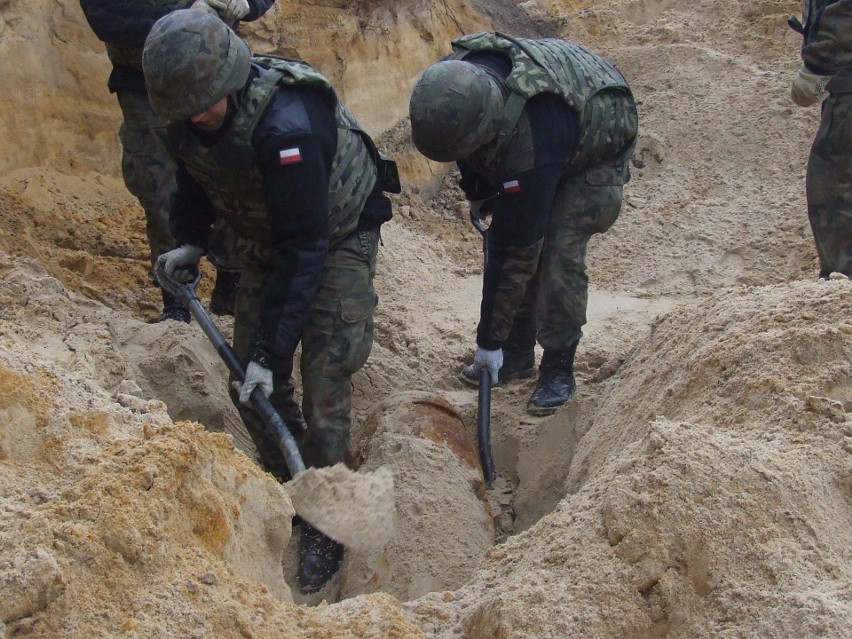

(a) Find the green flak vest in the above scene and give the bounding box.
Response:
[170,55,378,246]
[105,0,196,71]
[449,32,637,170]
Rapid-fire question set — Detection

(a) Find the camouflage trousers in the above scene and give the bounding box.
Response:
[116,90,241,277]
[228,228,380,479]
[501,139,636,353]
[806,75,852,278]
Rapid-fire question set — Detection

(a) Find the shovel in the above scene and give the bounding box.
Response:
[155,264,394,553]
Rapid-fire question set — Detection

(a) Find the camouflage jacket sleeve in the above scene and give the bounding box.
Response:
[801,0,852,73]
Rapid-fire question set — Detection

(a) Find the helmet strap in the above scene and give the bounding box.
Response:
[495,91,526,145]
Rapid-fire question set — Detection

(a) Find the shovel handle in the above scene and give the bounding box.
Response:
[471,213,494,485]
[477,369,496,487]
[154,265,307,476]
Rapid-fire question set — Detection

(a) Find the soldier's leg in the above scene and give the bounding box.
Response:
[529,151,629,415]
[299,229,379,469]
[502,268,539,377]
[297,228,379,592]
[537,173,624,350]
[116,90,188,321]
[227,254,306,482]
[116,90,177,271]
[806,90,852,278]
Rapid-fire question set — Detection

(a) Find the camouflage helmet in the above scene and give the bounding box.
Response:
[408,60,503,162]
[142,8,251,121]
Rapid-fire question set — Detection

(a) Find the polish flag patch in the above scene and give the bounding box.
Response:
[502,179,521,194]
[278,147,303,165]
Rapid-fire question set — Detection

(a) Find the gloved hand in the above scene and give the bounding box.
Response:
[190,0,220,18]
[466,346,503,385]
[791,66,831,107]
[238,360,274,405]
[206,0,250,22]
[156,244,204,283]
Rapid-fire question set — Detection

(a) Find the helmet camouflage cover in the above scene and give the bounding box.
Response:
[408,60,503,162]
[142,8,251,121]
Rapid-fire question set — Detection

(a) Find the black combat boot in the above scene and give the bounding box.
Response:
[458,347,537,387]
[526,344,578,416]
[159,290,190,323]
[298,522,343,594]
[209,269,240,316]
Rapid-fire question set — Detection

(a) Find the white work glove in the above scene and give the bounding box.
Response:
[790,66,831,107]
[156,244,204,283]
[238,360,274,405]
[206,0,250,22]
[466,347,503,386]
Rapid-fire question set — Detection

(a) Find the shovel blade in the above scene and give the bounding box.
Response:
[285,464,395,553]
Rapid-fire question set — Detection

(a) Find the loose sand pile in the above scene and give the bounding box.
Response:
[405,278,851,637]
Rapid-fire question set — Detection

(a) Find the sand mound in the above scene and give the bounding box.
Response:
[0,258,422,638]
[344,392,495,601]
[405,278,852,637]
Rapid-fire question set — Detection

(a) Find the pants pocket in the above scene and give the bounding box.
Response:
[304,288,377,378]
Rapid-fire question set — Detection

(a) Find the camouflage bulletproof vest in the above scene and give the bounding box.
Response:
[105,0,196,71]
[171,56,378,246]
[450,32,636,170]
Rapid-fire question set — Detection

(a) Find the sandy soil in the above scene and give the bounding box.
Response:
[0,0,850,638]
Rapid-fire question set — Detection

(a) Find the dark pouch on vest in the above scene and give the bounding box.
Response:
[357,192,393,230]
[378,153,401,194]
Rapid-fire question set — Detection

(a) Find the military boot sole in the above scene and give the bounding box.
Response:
[525,402,562,417]
[526,374,576,416]
[526,390,577,416]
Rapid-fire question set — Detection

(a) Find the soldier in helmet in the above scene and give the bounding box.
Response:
[788,1,852,278]
[409,33,638,416]
[79,0,276,321]
[142,8,396,593]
